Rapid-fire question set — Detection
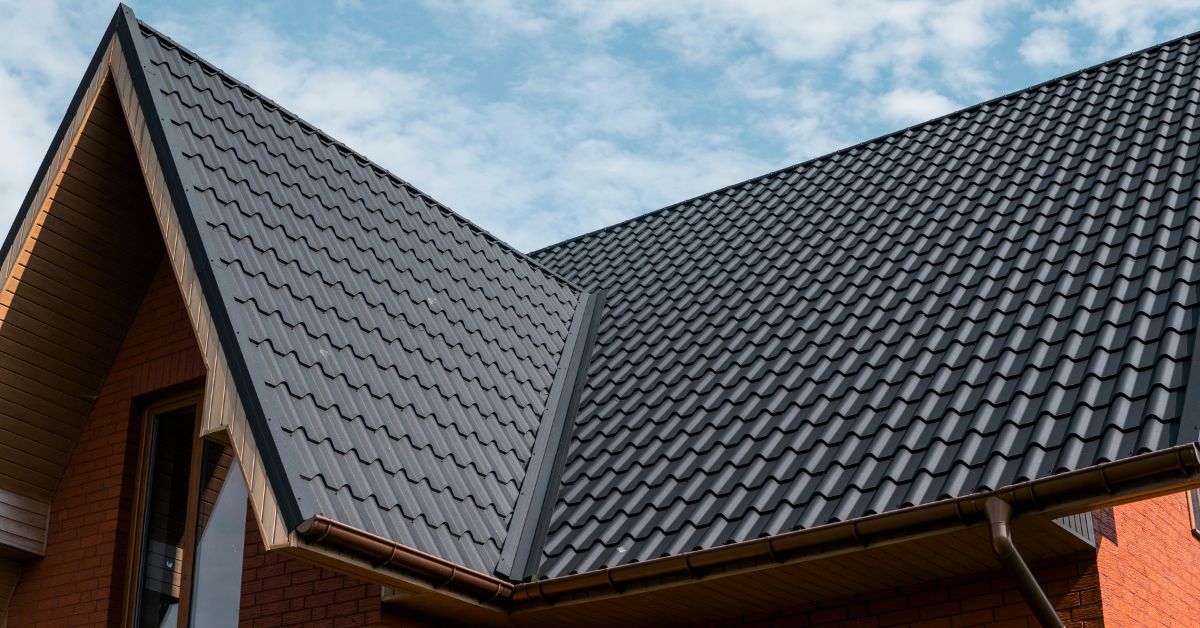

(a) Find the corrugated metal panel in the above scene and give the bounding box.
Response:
[532,35,1200,577]
[127,22,582,572]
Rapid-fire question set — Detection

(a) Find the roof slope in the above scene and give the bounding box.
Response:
[124,19,581,572]
[531,34,1200,576]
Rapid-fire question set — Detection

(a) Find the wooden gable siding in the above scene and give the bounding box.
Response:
[0,53,161,559]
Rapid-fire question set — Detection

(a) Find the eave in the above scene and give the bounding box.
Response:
[291,442,1200,622]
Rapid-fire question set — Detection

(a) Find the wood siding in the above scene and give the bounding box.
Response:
[0,35,162,558]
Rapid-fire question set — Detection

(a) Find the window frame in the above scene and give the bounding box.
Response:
[122,389,207,628]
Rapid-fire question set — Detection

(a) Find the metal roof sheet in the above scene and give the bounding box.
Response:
[116,11,1200,582]
[531,33,1200,577]
[129,20,581,573]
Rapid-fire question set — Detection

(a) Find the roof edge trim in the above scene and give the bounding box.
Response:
[530,26,1200,257]
[511,443,1200,608]
[114,5,304,528]
[496,290,607,581]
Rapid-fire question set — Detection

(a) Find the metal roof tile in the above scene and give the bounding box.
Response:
[532,30,1200,577]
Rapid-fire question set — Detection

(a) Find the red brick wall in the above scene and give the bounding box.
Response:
[7,259,205,627]
[1095,491,1200,626]
[738,551,1102,628]
[239,507,392,627]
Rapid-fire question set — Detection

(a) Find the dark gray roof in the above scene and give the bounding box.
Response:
[530,34,1200,576]
[124,18,581,572]
[107,6,1200,584]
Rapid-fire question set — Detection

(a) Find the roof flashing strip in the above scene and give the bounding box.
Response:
[496,290,606,581]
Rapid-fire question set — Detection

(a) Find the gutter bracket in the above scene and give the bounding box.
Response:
[984,498,1064,628]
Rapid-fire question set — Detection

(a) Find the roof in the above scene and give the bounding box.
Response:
[18,3,1200,592]
[529,33,1200,577]
[122,16,583,572]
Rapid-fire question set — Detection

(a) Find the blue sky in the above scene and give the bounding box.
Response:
[4,1,1200,250]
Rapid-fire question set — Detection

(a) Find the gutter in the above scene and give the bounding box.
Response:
[297,443,1200,613]
[509,443,1200,607]
[985,497,1063,628]
[295,517,515,606]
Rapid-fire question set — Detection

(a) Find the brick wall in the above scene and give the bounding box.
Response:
[239,507,397,628]
[1096,491,1200,626]
[6,259,205,626]
[737,551,1102,628]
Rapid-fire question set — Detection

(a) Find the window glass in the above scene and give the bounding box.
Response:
[188,442,248,626]
[135,406,197,627]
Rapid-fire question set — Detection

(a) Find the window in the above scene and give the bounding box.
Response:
[129,396,247,627]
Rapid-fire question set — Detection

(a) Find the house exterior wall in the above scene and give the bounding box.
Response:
[733,551,1102,628]
[6,259,205,627]
[239,508,390,628]
[1096,492,1200,626]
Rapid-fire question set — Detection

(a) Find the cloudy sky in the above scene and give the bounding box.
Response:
[4,1,1200,250]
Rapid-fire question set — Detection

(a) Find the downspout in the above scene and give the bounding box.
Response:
[984,497,1064,628]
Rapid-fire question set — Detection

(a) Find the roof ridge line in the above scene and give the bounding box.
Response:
[530,26,1200,257]
[133,18,581,294]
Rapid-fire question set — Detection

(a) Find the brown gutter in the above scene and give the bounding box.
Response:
[295,516,514,606]
[297,444,1200,613]
[511,443,1200,607]
[984,497,1063,628]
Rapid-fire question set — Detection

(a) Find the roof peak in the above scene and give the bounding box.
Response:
[133,18,577,291]
[532,26,1200,257]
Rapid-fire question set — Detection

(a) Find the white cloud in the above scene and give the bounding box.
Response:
[0,0,111,233]
[7,1,1200,253]
[188,17,770,250]
[1020,27,1072,66]
[560,0,1012,88]
[1031,0,1200,57]
[879,87,958,123]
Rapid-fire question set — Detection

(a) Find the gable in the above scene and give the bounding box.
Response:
[0,38,162,559]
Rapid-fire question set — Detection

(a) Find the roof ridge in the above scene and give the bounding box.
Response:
[133,19,581,293]
[530,26,1200,257]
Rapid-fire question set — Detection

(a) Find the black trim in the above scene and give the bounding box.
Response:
[495,290,605,580]
[114,6,303,529]
[0,9,119,267]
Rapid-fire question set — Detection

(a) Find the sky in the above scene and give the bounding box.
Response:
[3,1,1200,251]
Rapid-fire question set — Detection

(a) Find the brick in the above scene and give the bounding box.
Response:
[7,260,205,626]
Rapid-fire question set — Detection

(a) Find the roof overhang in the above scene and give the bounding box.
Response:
[290,442,1200,624]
